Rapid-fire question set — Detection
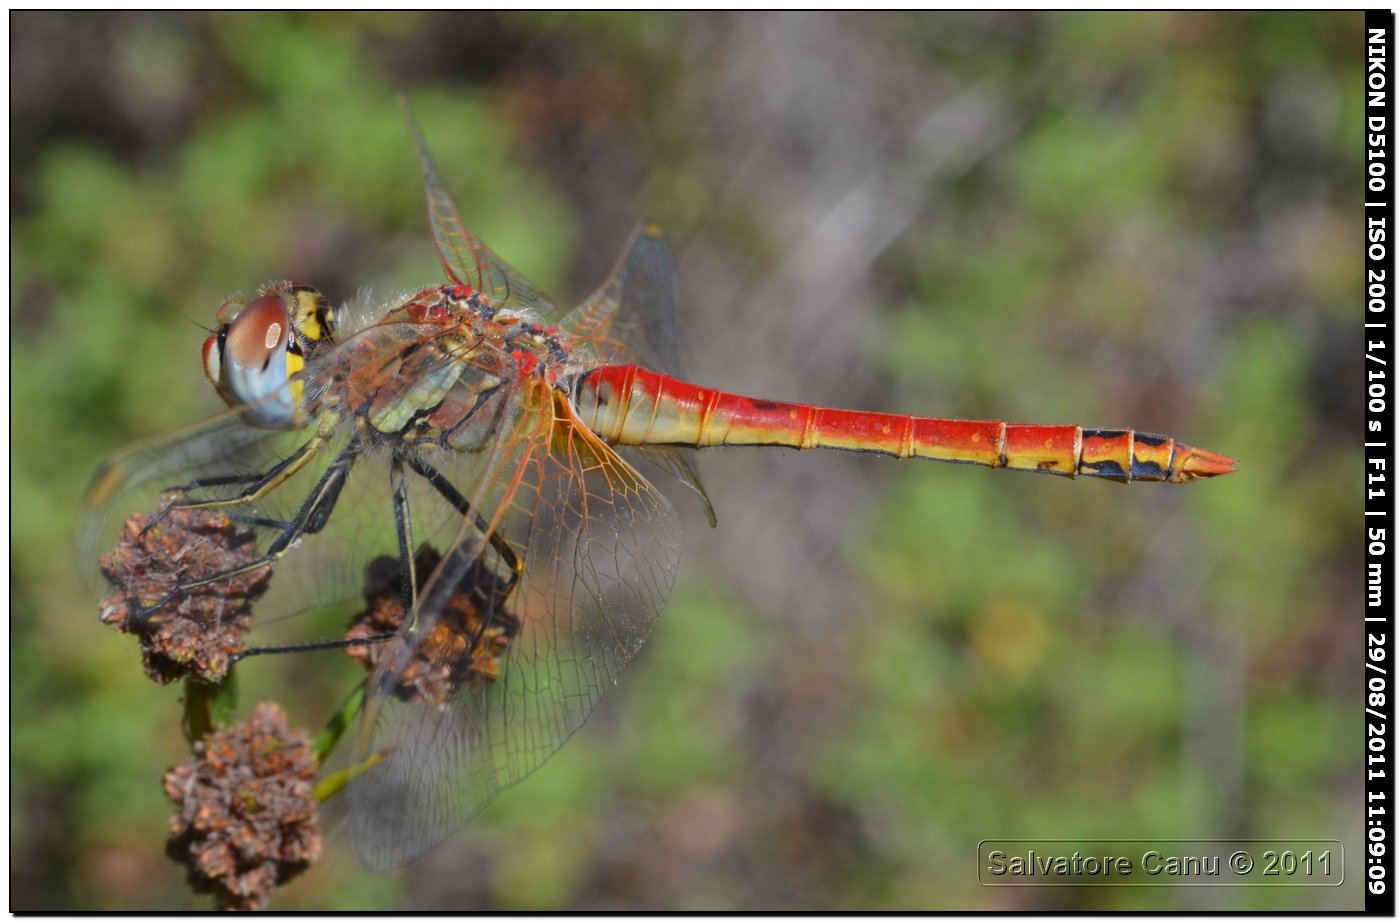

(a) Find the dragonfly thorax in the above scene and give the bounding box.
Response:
[397,284,572,379]
[202,283,333,430]
[326,284,574,452]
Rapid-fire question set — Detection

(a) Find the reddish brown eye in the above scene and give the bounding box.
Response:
[225,296,289,370]
[207,294,300,426]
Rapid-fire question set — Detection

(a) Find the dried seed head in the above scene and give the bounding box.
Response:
[99,493,271,684]
[345,544,520,706]
[164,701,320,911]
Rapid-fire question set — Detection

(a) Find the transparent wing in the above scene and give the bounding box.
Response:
[400,96,560,320]
[560,222,715,524]
[560,221,683,373]
[77,408,291,597]
[345,377,681,869]
[77,410,382,644]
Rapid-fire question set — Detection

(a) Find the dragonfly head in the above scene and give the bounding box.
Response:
[202,284,333,429]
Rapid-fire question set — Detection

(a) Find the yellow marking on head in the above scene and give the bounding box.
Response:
[285,347,306,409]
[289,287,333,344]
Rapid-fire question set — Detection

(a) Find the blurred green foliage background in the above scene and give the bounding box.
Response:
[12,11,1363,910]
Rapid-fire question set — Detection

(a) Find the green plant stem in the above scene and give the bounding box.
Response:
[312,680,366,764]
[182,679,214,743]
[314,750,385,804]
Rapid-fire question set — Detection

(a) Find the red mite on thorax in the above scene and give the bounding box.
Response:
[511,350,540,377]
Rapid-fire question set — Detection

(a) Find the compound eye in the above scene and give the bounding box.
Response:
[210,295,302,428]
[225,296,290,371]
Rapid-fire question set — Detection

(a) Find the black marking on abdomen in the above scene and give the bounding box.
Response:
[1134,432,1168,447]
[1080,459,1129,482]
[578,369,611,406]
[1129,458,1166,481]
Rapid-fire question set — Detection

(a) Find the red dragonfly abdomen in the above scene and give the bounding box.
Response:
[575,365,1236,484]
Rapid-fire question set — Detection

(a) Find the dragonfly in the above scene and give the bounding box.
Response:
[79,104,1236,871]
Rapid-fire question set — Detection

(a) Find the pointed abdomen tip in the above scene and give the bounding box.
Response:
[1175,445,1238,482]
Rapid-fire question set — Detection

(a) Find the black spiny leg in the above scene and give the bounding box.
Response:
[243,455,431,662]
[133,440,359,628]
[236,632,398,661]
[406,456,523,593]
[390,455,419,618]
[144,436,322,534]
[407,455,523,663]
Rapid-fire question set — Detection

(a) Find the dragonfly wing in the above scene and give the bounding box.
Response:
[77,407,409,658]
[620,445,716,528]
[400,96,560,320]
[346,378,681,869]
[75,391,372,601]
[561,220,682,373]
[77,408,302,596]
[562,221,715,525]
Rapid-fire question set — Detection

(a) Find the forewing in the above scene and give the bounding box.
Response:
[400,97,559,320]
[346,379,681,869]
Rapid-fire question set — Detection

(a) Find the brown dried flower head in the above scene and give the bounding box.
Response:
[345,544,520,706]
[99,492,271,684]
[164,701,321,911]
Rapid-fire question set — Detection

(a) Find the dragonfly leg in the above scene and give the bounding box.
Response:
[237,632,398,661]
[132,440,358,627]
[144,432,327,536]
[405,455,523,661]
[405,455,523,591]
[235,458,414,662]
[266,441,356,553]
[217,480,346,540]
[224,513,295,531]
[163,441,312,492]
[390,456,419,615]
